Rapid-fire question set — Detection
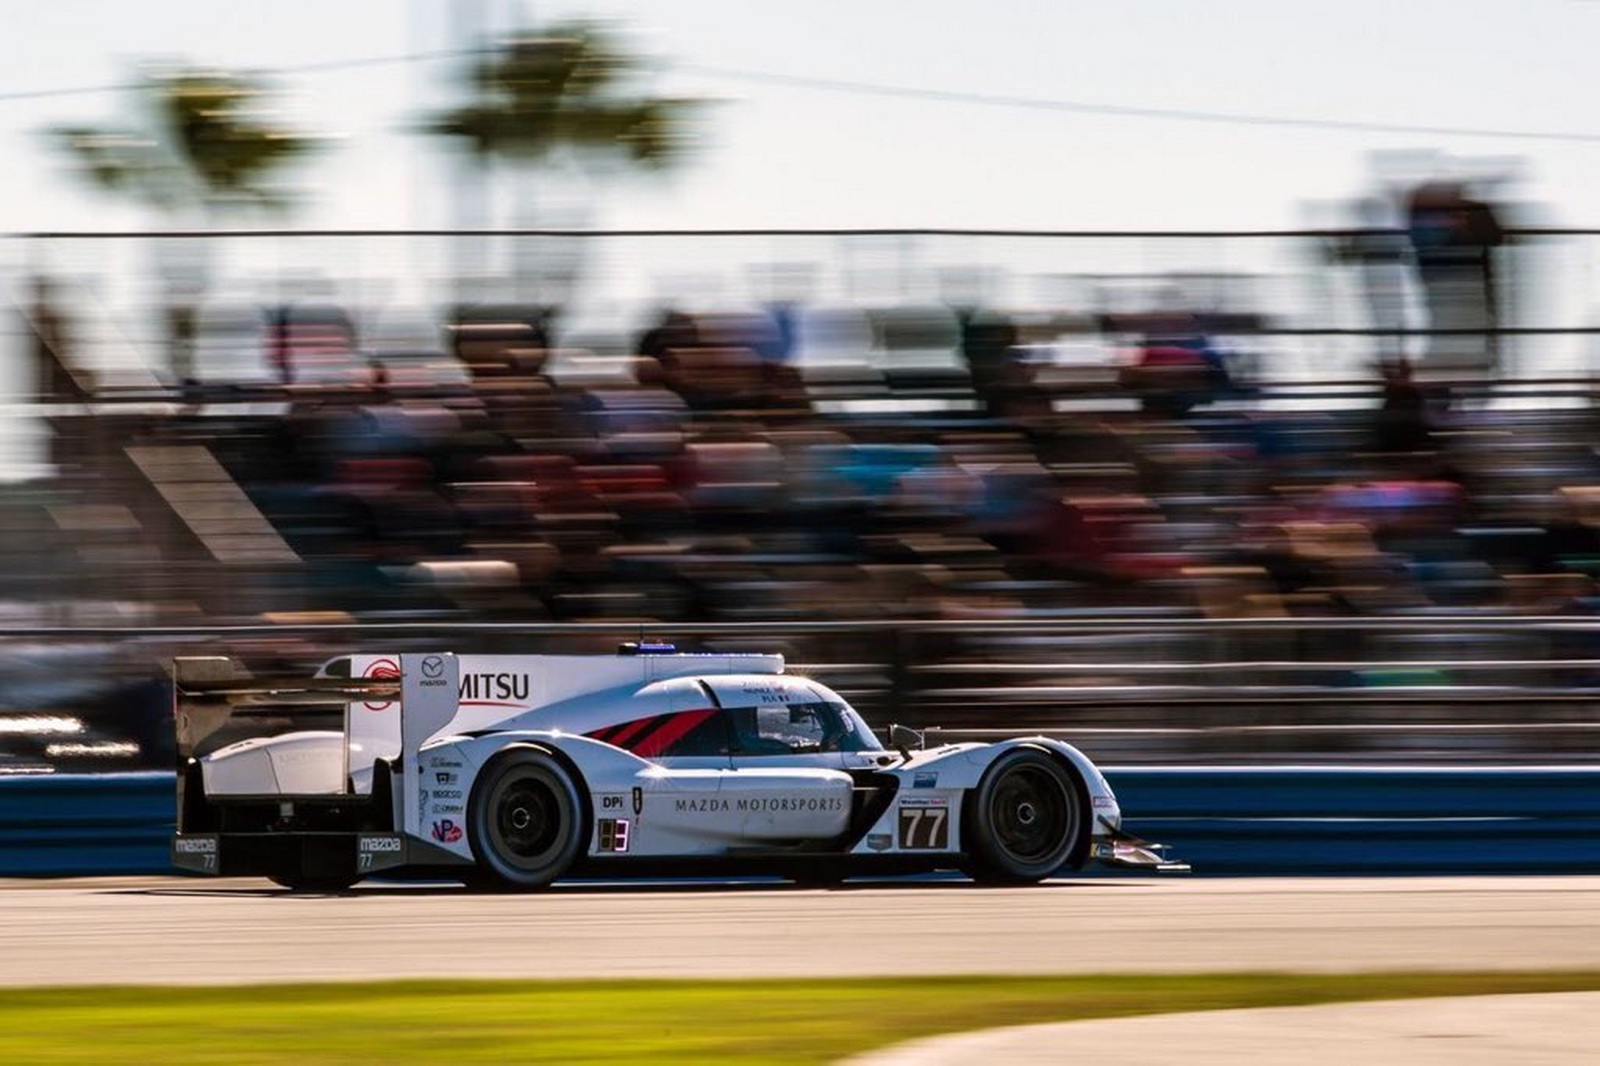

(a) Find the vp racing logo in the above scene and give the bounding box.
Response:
[361,657,400,712]
[430,819,464,844]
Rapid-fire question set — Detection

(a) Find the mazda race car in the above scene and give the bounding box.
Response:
[171,647,1185,890]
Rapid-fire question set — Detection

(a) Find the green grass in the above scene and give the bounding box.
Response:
[1,973,1598,1064]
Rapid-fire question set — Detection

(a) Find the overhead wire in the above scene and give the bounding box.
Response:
[0,46,1594,145]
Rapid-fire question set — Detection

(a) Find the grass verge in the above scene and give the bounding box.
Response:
[2,972,1598,1064]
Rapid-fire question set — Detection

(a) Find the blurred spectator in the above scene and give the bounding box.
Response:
[637,309,698,377]
[1404,180,1506,378]
[1117,313,1237,417]
[1342,197,1413,357]
[1374,358,1433,453]
[956,307,1019,412]
[368,359,391,401]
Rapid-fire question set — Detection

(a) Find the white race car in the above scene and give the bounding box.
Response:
[171,646,1184,890]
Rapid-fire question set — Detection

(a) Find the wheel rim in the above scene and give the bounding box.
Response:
[988,764,1073,864]
[489,773,565,869]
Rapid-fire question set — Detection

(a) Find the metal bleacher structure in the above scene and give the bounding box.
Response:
[5,224,1600,776]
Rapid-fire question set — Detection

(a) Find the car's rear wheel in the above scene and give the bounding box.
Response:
[964,748,1084,884]
[468,747,587,890]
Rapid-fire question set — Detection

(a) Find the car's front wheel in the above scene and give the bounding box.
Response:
[964,748,1085,884]
[468,747,587,890]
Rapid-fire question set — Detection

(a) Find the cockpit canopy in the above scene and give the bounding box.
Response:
[699,675,882,754]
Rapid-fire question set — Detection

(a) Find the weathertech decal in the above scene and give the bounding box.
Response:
[587,708,717,757]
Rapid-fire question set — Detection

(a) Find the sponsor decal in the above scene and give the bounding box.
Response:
[597,818,632,853]
[417,654,450,688]
[357,835,404,870]
[632,786,644,817]
[430,819,464,844]
[424,755,464,772]
[737,796,845,813]
[734,679,811,705]
[1092,796,1115,809]
[173,835,219,871]
[913,771,938,789]
[601,794,626,811]
[361,657,400,711]
[675,796,846,814]
[677,797,730,813]
[458,671,531,706]
[419,791,463,817]
[896,797,950,850]
[436,771,457,786]
[866,833,893,852]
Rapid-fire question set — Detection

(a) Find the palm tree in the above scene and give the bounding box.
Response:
[425,21,707,303]
[51,66,317,379]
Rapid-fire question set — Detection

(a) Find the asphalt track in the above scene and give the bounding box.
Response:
[3,875,1600,987]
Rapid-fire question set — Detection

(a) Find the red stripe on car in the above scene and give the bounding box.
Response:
[586,722,626,743]
[606,714,664,749]
[631,708,716,758]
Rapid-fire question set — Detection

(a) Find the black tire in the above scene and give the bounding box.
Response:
[964,748,1085,885]
[468,747,587,890]
[269,873,358,893]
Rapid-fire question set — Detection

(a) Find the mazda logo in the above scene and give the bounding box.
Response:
[421,655,446,679]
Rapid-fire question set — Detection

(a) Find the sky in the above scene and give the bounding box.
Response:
[4,0,1600,235]
[3,1,1600,351]
[0,0,1597,475]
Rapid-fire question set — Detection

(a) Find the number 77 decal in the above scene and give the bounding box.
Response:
[897,801,950,850]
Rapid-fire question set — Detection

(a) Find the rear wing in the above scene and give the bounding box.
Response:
[173,656,400,765]
[172,653,465,877]
[174,652,461,813]
[175,652,460,756]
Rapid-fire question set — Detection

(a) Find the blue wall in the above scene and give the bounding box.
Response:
[0,772,174,876]
[3,767,1600,877]
[1107,766,1600,875]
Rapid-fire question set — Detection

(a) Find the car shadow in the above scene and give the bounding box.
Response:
[107,874,1159,899]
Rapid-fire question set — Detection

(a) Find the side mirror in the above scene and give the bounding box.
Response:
[888,723,925,756]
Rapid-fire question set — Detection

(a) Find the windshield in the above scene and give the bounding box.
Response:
[730,698,883,754]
